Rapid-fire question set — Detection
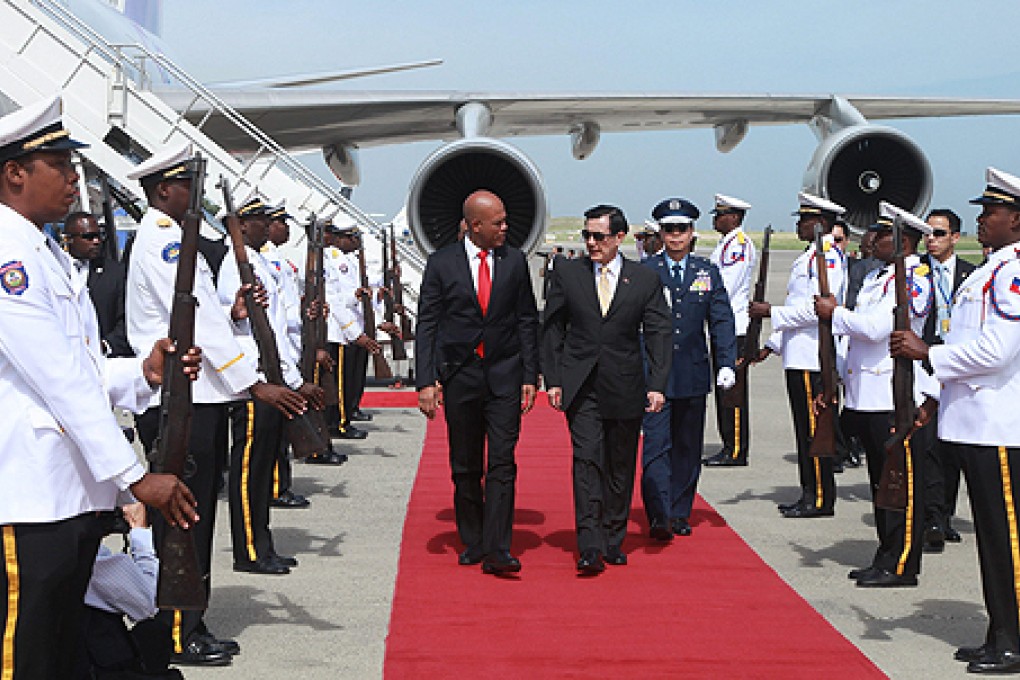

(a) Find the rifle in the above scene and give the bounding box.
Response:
[219,180,328,458]
[382,227,408,361]
[390,222,414,343]
[298,217,336,427]
[98,174,120,263]
[721,226,771,410]
[876,216,912,511]
[356,240,393,379]
[808,224,838,458]
[154,154,207,611]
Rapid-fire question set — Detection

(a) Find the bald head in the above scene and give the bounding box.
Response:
[462,190,507,250]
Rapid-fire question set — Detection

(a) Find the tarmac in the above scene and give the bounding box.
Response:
[178,249,984,679]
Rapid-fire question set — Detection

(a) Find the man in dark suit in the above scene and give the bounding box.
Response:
[919,208,977,551]
[63,211,132,357]
[415,190,539,576]
[641,199,737,540]
[542,205,671,574]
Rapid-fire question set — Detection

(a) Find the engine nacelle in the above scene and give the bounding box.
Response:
[407,138,548,255]
[802,125,932,228]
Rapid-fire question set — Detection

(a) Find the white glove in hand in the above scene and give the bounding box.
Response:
[716,366,736,390]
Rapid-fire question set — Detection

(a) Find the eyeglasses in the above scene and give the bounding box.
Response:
[581,229,611,242]
[833,236,845,243]
[71,231,104,241]
[660,223,692,234]
[930,229,950,238]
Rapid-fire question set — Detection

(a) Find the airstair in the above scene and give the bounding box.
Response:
[0,0,427,289]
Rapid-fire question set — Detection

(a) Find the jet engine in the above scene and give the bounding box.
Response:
[802,125,932,228]
[407,137,548,255]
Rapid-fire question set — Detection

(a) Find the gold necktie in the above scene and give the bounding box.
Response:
[598,264,612,316]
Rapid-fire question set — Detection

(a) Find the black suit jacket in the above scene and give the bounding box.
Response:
[415,242,539,395]
[541,256,671,419]
[921,253,976,346]
[86,256,132,357]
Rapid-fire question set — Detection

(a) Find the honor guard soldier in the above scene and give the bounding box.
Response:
[640,198,736,539]
[816,202,935,587]
[891,167,1020,674]
[0,96,197,679]
[704,193,756,467]
[749,192,846,518]
[125,143,305,666]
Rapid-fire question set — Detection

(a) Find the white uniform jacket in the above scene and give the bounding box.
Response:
[832,254,937,411]
[324,246,360,344]
[262,242,303,358]
[126,208,258,406]
[767,237,846,371]
[218,243,303,392]
[710,227,756,335]
[0,205,151,523]
[930,245,1020,446]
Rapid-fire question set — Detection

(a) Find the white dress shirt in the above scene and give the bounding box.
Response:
[84,527,158,622]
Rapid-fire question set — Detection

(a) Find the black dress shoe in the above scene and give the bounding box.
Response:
[270,553,298,567]
[649,519,673,542]
[945,524,963,543]
[336,426,368,440]
[782,505,834,519]
[304,450,348,465]
[171,638,232,667]
[848,565,880,581]
[777,499,806,513]
[704,453,748,467]
[233,557,290,575]
[605,546,627,566]
[458,546,484,566]
[350,409,373,422]
[855,568,917,588]
[670,518,692,536]
[270,490,311,508]
[956,644,993,663]
[968,650,1020,674]
[481,550,521,575]
[577,550,605,575]
[923,523,946,553]
[195,631,240,656]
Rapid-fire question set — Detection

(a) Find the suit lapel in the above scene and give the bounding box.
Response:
[604,258,636,319]
[455,245,483,315]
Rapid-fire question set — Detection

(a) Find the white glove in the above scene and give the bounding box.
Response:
[716,367,736,390]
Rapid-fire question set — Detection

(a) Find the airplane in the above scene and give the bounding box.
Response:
[50,0,1020,255]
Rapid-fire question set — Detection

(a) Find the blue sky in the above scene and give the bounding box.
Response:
[159,1,1020,232]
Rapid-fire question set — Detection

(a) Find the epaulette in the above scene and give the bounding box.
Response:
[737,231,746,245]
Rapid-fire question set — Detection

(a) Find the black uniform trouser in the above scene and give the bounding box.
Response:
[136,403,229,652]
[228,399,283,563]
[443,356,521,555]
[1,513,105,680]
[713,335,749,461]
[843,409,925,577]
[919,409,965,528]
[343,342,369,424]
[784,369,836,511]
[948,442,1020,654]
[323,341,344,431]
[273,441,293,498]
[567,375,642,554]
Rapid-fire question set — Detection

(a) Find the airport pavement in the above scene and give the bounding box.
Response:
[178,249,984,679]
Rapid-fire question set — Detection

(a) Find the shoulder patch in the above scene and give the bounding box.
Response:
[914,263,930,277]
[0,260,29,295]
[737,231,746,245]
[156,218,173,228]
[161,242,181,264]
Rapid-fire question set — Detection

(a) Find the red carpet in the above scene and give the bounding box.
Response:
[360,389,419,408]
[384,401,885,679]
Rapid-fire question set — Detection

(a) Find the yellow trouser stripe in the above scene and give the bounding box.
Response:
[2,527,18,680]
[337,345,346,429]
[803,371,823,508]
[241,402,257,561]
[314,362,320,386]
[273,460,280,499]
[172,610,182,654]
[896,439,916,575]
[998,446,1020,632]
[216,352,245,373]
[732,407,742,460]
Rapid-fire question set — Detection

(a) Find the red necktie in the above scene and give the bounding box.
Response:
[477,250,491,357]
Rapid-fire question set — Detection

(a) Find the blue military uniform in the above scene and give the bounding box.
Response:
[640,199,736,537]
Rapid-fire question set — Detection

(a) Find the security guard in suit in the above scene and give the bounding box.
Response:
[891,166,1020,674]
[0,95,197,680]
[750,192,846,518]
[705,193,756,467]
[640,198,737,539]
[817,202,936,587]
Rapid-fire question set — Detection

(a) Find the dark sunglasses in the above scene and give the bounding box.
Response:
[930,229,950,237]
[833,236,845,243]
[581,229,612,242]
[660,223,692,234]
[71,231,104,241]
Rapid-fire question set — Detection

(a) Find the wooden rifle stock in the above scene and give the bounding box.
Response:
[382,228,408,361]
[297,217,333,437]
[876,216,913,511]
[98,174,120,263]
[219,181,328,459]
[808,224,838,458]
[722,226,771,410]
[154,155,207,611]
[390,223,414,343]
[357,242,393,379]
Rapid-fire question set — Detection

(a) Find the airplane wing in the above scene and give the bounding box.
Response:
[154,89,1020,153]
